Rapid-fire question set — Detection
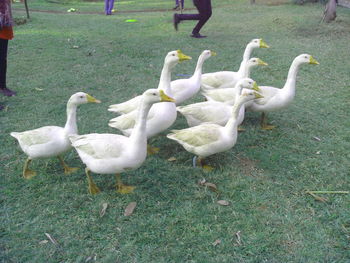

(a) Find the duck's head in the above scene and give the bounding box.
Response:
[296,54,319,65]
[239,90,264,103]
[200,50,217,60]
[237,78,261,92]
[143,89,175,104]
[69,92,101,105]
[249,38,270,49]
[165,50,192,68]
[247,57,268,67]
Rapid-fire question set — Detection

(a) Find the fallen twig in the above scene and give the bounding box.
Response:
[306,191,349,194]
[306,192,328,202]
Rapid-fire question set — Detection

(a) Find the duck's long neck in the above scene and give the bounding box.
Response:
[237,44,254,74]
[243,44,254,61]
[192,55,205,81]
[158,63,173,96]
[129,100,152,146]
[64,102,78,135]
[282,59,301,95]
[237,59,248,76]
[224,101,243,133]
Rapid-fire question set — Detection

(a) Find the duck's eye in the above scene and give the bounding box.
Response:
[305,56,308,59]
[172,54,176,56]
[80,96,84,99]
[152,93,156,96]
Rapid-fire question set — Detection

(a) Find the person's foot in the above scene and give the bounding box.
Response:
[0,104,4,111]
[191,33,207,38]
[173,5,180,10]
[173,13,180,31]
[0,87,16,97]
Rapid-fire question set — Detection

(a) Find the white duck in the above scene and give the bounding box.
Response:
[108,50,191,154]
[201,58,267,102]
[107,49,205,114]
[69,89,174,194]
[201,39,269,89]
[245,54,319,130]
[10,92,101,179]
[171,50,216,105]
[177,78,260,127]
[167,91,263,170]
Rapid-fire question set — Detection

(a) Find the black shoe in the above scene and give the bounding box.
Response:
[173,13,180,31]
[0,87,16,97]
[191,33,207,38]
[173,5,180,10]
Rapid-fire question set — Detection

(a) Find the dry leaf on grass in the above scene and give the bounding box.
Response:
[212,239,221,246]
[235,231,242,246]
[204,182,218,192]
[124,202,137,216]
[44,233,59,246]
[167,157,177,162]
[100,203,108,218]
[39,240,48,245]
[217,200,230,206]
[306,192,328,203]
[313,136,321,141]
[198,178,206,185]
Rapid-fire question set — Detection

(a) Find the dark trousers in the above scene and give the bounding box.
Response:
[177,0,212,34]
[0,39,8,89]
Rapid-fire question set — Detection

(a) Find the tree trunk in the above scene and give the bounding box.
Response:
[322,0,337,23]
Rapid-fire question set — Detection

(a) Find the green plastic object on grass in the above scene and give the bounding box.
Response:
[125,19,138,23]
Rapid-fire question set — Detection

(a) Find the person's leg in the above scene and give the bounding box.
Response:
[108,0,115,14]
[0,39,16,97]
[104,0,110,14]
[191,0,212,36]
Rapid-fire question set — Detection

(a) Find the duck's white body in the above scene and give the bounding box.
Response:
[10,92,100,159]
[201,58,267,99]
[11,126,73,159]
[70,132,147,174]
[109,50,191,138]
[178,78,258,127]
[246,54,319,113]
[70,89,174,194]
[10,92,100,178]
[167,92,260,160]
[201,39,269,90]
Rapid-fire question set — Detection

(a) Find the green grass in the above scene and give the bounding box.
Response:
[2,0,350,262]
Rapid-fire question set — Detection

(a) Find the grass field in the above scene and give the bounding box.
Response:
[1,0,350,262]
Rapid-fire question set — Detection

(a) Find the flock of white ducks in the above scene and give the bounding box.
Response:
[11,40,319,194]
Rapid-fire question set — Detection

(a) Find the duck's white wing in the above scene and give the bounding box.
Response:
[70,134,126,159]
[168,123,221,147]
[202,88,236,103]
[108,95,142,114]
[108,110,138,130]
[202,71,239,88]
[178,102,230,124]
[11,126,63,146]
[108,103,159,131]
